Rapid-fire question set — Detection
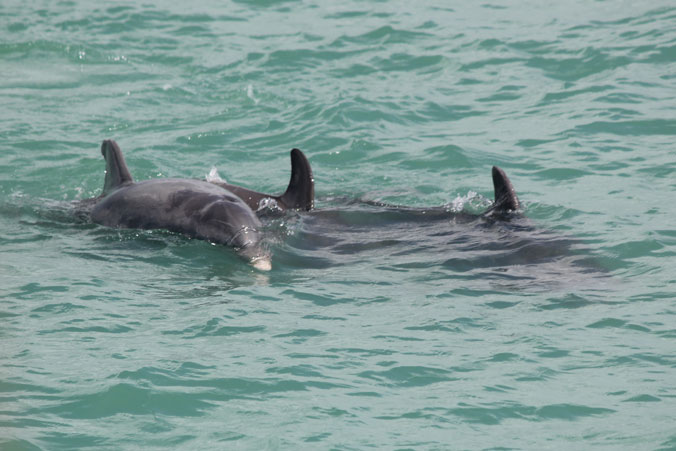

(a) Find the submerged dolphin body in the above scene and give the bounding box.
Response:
[264,163,604,287]
[90,140,271,270]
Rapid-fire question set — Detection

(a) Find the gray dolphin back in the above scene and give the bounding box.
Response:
[101,140,134,196]
[210,148,314,212]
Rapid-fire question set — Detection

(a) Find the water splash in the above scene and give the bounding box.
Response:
[246,84,259,104]
[206,167,226,184]
[257,197,281,212]
[448,190,492,213]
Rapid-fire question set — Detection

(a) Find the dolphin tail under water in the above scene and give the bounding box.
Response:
[209,148,314,212]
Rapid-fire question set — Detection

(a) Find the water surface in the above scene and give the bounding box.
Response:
[1,0,676,449]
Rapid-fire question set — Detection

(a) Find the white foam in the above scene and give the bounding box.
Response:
[257,197,280,212]
[449,190,477,212]
[206,166,226,183]
[448,190,494,213]
[246,84,259,104]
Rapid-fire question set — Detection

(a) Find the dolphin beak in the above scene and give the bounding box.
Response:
[238,243,271,271]
[252,256,272,271]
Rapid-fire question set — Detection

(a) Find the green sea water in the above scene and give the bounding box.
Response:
[2,0,676,449]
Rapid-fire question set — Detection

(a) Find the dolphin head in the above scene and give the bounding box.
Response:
[228,224,272,271]
[197,195,271,271]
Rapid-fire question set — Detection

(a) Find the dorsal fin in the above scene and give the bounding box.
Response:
[101,139,133,196]
[491,166,520,212]
[209,148,314,212]
[280,148,314,211]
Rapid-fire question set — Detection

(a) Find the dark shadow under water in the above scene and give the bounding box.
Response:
[2,194,611,293]
[264,197,610,292]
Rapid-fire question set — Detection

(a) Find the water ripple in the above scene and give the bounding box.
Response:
[2,0,676,449]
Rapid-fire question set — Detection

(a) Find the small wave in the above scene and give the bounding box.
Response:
[246,84,259,104]
[205,166,226,183]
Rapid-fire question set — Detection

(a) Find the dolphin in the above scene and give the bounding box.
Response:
[90,140,271,270]
[274,165,607,286]
[208,148,314,212]
[352,165,521,219]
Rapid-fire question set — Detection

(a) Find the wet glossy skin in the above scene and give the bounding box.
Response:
[92,178,260,245]
[90,140,271,270]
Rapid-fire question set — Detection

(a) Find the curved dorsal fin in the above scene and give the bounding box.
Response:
[280,148,314,211]
[101,140,133,196]
[209,148,314,212]
[491,166,520,212]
